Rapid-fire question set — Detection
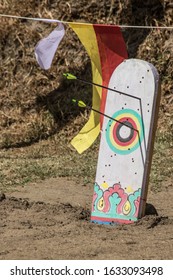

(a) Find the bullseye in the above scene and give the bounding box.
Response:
[117,122,133,142]
[106,109,144,155]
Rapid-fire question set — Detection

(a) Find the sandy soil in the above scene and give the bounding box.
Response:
[0,177,172,260]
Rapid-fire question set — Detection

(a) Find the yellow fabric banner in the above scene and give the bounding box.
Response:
[69,23,102,154]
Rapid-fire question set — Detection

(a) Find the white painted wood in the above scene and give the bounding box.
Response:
[91,59,160,224]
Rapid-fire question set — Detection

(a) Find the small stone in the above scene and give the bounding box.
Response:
[0,193,6,202]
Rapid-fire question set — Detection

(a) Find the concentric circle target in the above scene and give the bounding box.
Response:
[106,109,144,155]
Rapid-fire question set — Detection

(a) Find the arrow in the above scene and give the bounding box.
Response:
[72,99,86,108]
[72,99,145,166]
[64,72,147,154]
[64,73,139,100]
[64,73,77,80]
[72,99,138,132]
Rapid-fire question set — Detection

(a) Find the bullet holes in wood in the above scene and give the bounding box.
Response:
[147,103,150,113]
[105,164,111,167]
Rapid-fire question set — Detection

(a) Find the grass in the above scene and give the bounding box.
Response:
[0,121,172,193]
[150,129,173,191]
[0,128,99,192]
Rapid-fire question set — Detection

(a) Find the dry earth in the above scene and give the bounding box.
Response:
[0,177,172,260]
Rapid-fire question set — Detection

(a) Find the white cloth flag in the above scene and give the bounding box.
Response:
[35,22,65,70]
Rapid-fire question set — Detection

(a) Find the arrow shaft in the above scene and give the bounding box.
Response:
[85,104,138,132]
[73,98,145,167]
[85,103,144,166]
[76,77,140,101]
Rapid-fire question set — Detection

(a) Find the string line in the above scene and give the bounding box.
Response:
[0,14,173,29]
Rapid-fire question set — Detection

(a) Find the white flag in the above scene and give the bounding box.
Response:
[35,22,65,70]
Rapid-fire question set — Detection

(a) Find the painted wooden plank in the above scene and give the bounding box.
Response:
[91,59,161,224]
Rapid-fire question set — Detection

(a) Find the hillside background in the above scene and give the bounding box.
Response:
[0,0,172,191]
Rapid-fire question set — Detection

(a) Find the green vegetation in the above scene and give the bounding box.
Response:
[0,126,172,193]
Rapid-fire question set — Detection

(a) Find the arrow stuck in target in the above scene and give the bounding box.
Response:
[72,98,145,166]
[64,73,139,99]
[72,99,138,132]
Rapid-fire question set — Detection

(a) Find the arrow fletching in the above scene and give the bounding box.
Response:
[72,99,86,108]
[63,73,77,80]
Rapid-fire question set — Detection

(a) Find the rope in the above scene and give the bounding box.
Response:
[0,14,173,29]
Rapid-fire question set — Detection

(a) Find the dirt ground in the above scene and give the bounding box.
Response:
[0,177,172,260]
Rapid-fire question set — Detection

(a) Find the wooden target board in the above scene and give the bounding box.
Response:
[91,59,161,224]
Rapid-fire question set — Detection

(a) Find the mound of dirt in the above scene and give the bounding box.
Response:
[0,177,173,260]
[0,0,172,148]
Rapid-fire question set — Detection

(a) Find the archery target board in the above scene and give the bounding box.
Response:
[91,59,161,225]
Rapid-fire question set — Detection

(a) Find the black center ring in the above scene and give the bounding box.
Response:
[116,121,134,143]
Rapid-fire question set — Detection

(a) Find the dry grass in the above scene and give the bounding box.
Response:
[0,0,172,191]
[0,127,172,193]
